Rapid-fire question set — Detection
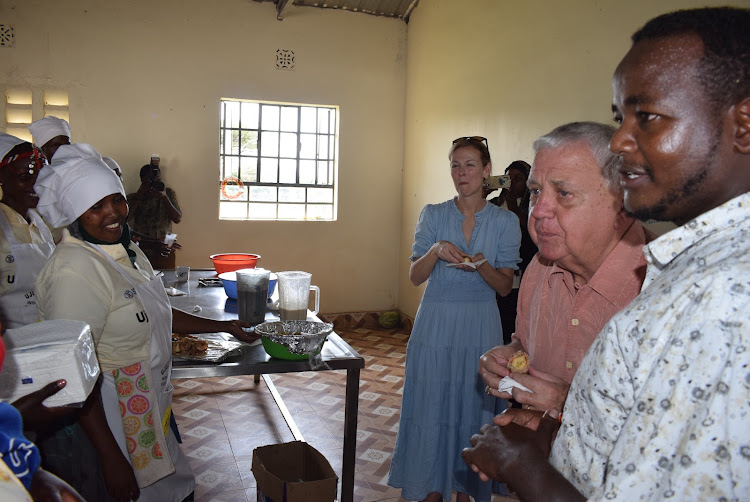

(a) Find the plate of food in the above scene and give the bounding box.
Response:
[171,334,243,363]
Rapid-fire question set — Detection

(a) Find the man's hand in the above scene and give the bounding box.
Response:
[479,341,524,396]
[12,380,77,431]
[506,367,569,413]
[29,467,85,502]
[462,415,559,484]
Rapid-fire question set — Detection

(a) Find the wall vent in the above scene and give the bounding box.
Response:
[0,25,15,48]
[275,49,295,70]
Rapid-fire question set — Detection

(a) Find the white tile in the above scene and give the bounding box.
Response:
[217,377,244,386]
[306,382,330,391]
[183,426,218,439]
[359,392,381,401]
[194,469,227,488]
[359,448,390,464]
[382,375,402,383]
[187,446,223,462]
[356,430,373,441]
[176,380,203,389]
[373,406,398,417]
[179,394,205,403]
[369,364,387,371]
[317,396,341,406]
[183,408,212,420]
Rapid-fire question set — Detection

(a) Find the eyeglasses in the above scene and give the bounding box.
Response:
[452,136,489,149]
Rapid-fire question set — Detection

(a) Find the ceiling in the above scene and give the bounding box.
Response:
[254,0,420,22]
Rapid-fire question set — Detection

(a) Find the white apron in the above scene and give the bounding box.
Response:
[0,209,55,329]
[90,244,194,501]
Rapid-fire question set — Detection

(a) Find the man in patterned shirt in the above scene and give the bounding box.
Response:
[462,7,750,501]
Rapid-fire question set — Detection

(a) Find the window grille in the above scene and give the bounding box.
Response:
[219,99,338,221]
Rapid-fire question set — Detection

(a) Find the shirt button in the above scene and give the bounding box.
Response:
[566,361,573,369]
[571,318,579,326]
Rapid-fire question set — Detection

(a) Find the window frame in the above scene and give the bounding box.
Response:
[218,98,339,221]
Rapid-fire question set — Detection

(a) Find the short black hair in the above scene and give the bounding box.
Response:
[632,7,750,109]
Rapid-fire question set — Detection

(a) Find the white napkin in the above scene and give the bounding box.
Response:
[446,259,487,269]
[498,376,533,394]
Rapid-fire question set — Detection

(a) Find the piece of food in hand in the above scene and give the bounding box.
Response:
[463,256,473,263]
[172,334,209,356]
[507,350,530,373]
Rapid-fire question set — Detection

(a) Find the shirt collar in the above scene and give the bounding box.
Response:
[547,221,649,305]
[645,192,750,269]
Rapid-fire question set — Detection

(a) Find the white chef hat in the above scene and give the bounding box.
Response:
[0,133,27,162]
[35,143,125,228]
[27,116,71,147]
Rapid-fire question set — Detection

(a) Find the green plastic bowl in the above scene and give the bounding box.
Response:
[254,320,333,361]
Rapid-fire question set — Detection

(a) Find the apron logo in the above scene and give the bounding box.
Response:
[24,290,34,299]
[124,288,136,299]
[7,274,14,284]
[136,310,149,323]
[5,255,13,264]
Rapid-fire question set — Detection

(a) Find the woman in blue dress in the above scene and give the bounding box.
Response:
[388,137,521,502]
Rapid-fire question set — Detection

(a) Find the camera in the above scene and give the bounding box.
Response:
[483,174,511,191]
[149,162,164,191]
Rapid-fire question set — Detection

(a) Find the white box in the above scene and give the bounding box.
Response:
[0,320,101,407]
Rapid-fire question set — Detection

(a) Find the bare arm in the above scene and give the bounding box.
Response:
[171,307,258,343]
[78,380,140,502]
[475,259,514,296]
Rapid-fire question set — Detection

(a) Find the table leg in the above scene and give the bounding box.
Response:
[341,367,360,502]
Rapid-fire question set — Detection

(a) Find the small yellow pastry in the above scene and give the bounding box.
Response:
[507,350,530,373]
[463,256,473,263]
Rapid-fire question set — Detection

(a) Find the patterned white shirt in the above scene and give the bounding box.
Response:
[549,192,750,501]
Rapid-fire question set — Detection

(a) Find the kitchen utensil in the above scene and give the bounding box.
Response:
[276,271,319,321]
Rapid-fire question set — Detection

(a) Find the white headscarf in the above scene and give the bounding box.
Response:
[27,116,71,147]
[35,143,125,228]
[0,133,27,162]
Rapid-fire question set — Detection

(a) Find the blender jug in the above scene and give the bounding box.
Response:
[236,268,270,325]
[277,271,320,320]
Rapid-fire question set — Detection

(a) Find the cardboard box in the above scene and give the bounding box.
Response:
[0,320,100,406]
[252,441,338,502]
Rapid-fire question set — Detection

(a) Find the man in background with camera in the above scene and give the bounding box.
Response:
[127,155,182,269]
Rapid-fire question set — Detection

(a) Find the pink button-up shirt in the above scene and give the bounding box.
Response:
[513,222,652,383]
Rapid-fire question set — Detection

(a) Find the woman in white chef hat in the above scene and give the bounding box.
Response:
[0,133,56,329]
[33,144,257,502]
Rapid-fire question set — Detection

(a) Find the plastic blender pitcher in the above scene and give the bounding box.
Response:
[236,268,270,325]
[276,271,320,321]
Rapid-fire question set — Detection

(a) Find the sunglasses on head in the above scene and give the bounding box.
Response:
[453,136,489,149]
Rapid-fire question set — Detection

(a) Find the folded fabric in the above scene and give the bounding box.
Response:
[498,376,533,394]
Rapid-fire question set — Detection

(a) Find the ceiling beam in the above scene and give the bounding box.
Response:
[277,0,293,20]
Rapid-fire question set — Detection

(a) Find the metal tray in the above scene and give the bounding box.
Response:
[172,336,243,363]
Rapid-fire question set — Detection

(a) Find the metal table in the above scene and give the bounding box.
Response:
[166,269,364,502]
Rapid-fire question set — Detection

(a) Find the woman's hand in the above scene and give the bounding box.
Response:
[101,454,140,502]
[432,240,466,264]
[12,380,78,432]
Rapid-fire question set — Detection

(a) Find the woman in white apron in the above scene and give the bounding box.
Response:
[0,134,56,329]
[32,145,258,502]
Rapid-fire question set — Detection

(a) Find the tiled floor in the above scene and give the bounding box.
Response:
[172,320,516,502]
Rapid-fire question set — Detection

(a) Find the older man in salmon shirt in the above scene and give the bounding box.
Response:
[479,121,654,415]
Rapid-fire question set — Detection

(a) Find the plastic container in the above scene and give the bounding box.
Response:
[209,253,260,275]
[219,270,277,300]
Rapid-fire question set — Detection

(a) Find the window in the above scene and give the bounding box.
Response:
[219,99,338,221]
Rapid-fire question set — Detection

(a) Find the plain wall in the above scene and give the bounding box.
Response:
[397,0,745,318]
[0,0,407,314]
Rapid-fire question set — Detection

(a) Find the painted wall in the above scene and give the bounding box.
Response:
[398,0,745,318]
[0,0,407,314]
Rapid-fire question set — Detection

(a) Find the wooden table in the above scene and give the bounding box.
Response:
[167,269,364,502]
